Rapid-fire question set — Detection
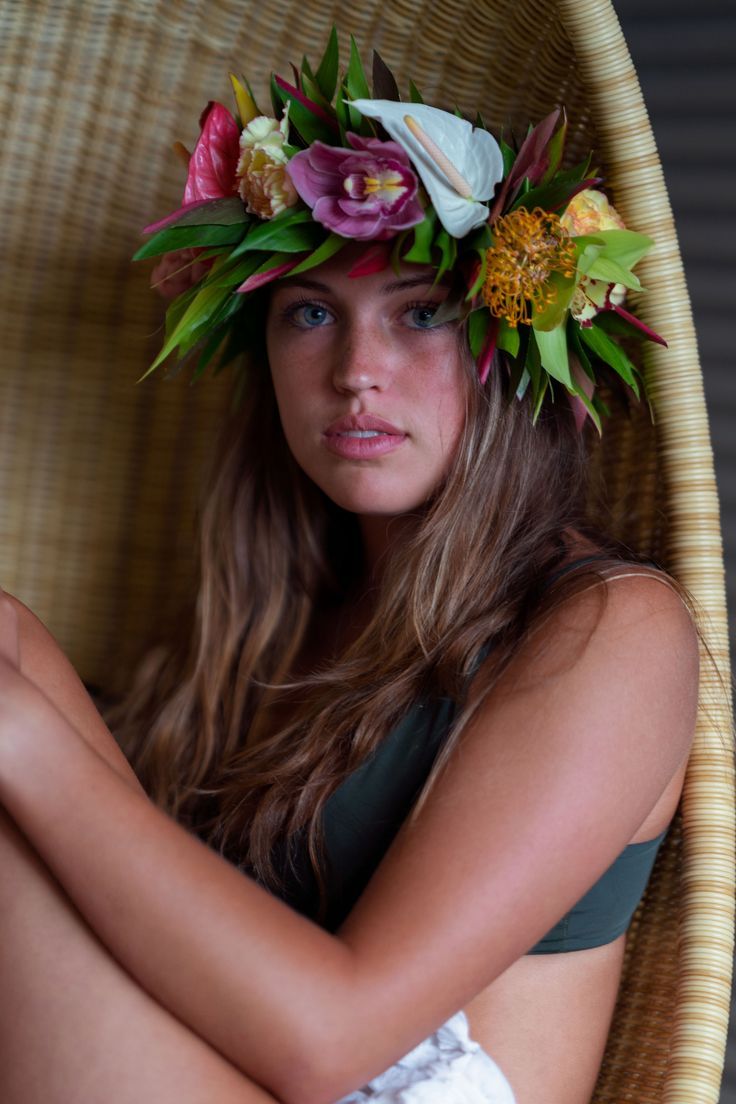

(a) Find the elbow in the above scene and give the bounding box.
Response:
[269,1043,365,1104]
[265,1013,376,1104]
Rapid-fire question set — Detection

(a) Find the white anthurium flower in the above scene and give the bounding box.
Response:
[350,98,504,238]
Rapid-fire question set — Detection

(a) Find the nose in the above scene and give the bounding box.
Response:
[330,321,395,397]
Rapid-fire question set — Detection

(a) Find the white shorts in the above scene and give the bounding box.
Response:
[335,1010,516,1103]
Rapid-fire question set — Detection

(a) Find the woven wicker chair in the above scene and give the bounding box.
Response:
[1,1,733,1100]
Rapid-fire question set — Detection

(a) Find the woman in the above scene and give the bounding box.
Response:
[0,38,699,1104]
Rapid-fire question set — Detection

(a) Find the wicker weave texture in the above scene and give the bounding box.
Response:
[0,1,733,1100]
[557,4,735,1101]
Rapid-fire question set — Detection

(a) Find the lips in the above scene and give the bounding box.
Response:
[325,413,404,436]
[323,413,407,460]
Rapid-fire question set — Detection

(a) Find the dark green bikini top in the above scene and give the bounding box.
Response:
[272,555,669,953]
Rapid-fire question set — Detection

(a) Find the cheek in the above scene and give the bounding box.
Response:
[421,354,470,460]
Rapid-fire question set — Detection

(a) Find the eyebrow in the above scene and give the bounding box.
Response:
[276,273,453,295]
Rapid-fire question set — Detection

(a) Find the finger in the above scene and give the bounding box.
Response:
[0,593,20,669]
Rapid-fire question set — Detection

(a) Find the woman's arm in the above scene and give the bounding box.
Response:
[7,594,144,792]
[0,579,698,1104]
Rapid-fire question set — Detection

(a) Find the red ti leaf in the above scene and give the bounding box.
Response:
[478,316,499,384]
[236,256,306,294]
[184,101,241,204]
[612,304,668,347]
[348,243,391,277]
[490,108,562,221]
[274,75,339,132]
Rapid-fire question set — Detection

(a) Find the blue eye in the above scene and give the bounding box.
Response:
[284,300,333,329]
[408,304,440,329]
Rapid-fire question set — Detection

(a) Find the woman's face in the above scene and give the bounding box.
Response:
[265,246,469,518]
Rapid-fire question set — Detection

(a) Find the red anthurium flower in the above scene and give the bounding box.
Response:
[489,109,562,221]
[183,101,241,203]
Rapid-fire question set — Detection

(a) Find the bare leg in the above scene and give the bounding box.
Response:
[0,809,279,1104]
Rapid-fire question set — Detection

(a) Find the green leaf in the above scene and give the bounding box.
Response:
[585,256,643,291]
[593,311,648,341]
[466,251,488,300]
[192,326,228,380]
[568,318,592,373]
[190,292,247,379]
[505,327,529,397]
[345,36,370,130]
[533,323,574,388]
[523,332,549,422]
[142,282,232,377]
[576,229,653,271]
[408,80,425,104]
[229,207,314,257]
[512,157,593,213]
[334,86,351,142]
[300,69,332,112]
[287,232,347,274]
[144,197,249,234]
[163,284,198,341]
[574,239,604,276]
[571,379,602,434]
[434,228,456,281]
[133,222,247,261]
[532,373,549,423]
[272,79,337,145]
[499,136,516,177]
[270,72,284,118]
[204,253,263,288]
[579,322,641,398]
[541,113,567,185]
[530,269,576,331]
[468,308,490,358]
[464,222,493,252]
[315,25,340,101]
[497,318,520,357]
[403,208,437,264]
[526,326,542,392]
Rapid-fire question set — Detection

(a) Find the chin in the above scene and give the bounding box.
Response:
[316,472,432,517]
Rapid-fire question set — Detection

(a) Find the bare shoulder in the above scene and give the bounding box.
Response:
[4,592,143,788]
[497,566,699,761]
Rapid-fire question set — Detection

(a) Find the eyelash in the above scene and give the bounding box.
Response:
[279,296,331,329]
[279,297,451,332]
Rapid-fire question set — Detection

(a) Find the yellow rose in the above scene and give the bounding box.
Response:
[560,188,626,237]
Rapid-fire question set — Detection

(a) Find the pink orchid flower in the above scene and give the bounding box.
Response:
[286,133,424,240]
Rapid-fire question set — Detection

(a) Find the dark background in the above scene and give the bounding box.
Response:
[613,1,736,1093]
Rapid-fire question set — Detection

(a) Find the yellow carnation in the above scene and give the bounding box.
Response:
[237,148,298,219]
[236,106,297,218]
[560,188,626,237]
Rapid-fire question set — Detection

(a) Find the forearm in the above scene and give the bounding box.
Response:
[0,672,361,1102]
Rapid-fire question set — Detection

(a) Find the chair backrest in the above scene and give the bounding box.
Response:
[1,1,732,1098]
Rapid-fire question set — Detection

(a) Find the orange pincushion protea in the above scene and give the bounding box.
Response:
[482,207,577,327]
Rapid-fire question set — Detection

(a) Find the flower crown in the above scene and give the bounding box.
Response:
[135,28,665,433]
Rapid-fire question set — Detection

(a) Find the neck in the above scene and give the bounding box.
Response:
[358,512,419,583]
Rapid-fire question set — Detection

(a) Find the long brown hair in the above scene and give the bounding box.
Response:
[109,335,685,900]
